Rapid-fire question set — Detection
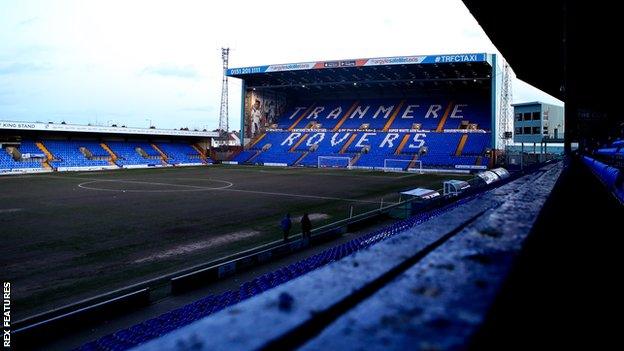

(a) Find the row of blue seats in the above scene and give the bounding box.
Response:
[1,140,211,171]
[583,156,624,203]
[44,140,111,168]
[0,141,44,170]
[79,194,481,351]
[275,96,491,131]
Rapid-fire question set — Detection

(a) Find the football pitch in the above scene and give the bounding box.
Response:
[0,165,470,319]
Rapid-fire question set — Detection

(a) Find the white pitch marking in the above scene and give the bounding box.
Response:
[77,178,379,203]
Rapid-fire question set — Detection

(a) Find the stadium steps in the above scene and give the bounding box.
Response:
[408,154,420,169]
[349,152,363,166]
[289,133,309,152]
[455,133,468,156]
[190,144,207,164]
[394,134,411,155]
[287,104,316,131]
[151,144,171,166]
[246,150,263,163]
[332,101,360,131]
[435,102,454,132]
[35,141,55,161]
[339,134,358,154]
[246,133,267,149]
[382,100,405,131]
[100,143,119,166]
[293,152,310,166]
[151,144,169,160]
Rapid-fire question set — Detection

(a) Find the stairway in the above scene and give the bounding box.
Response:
[100,143,119,166]
[35,141,54,169]
[35,141,54,160]
[455,134,468,156]
[246,150,263,163]
[191,144,207,164]
[349,153,363,167]
[293,152,309,166]
[339,134,358,154]
[151,143,170,166]
[394,134,411,155]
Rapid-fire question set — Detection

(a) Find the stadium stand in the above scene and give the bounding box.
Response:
[1,139,211,172]
[233,95,492,170]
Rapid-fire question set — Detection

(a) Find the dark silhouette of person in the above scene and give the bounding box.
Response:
[281,213,292,241]
[301,213,312,244]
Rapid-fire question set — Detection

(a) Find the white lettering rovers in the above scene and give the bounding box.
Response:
[281,132,428,150]
[380,133,400,148]
[281,133,302,146]
[407,133,427,149]
[306,133,325,146]
[355,133,376,148]
[330,133,351,146]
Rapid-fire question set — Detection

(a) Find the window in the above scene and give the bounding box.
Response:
[532,112,541,120]
[523,112,532,121]
[524,126,531,134]
[515,113,522,121]
[515,127,522,135]
[532,127,540,134]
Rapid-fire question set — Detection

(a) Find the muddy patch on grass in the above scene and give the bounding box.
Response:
[292,213,330,221]
[133,230,261,263]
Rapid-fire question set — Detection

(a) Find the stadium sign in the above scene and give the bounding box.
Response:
[227,53,489,76]
[0,120,219,137]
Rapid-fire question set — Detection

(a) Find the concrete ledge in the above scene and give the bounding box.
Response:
[300,162,562,350]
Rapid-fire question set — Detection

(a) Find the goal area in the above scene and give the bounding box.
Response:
[317,156,352,169]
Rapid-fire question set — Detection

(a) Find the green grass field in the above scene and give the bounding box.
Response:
[0,165,470,319]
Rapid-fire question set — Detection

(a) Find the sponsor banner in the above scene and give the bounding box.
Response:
[228,53,489,76]
[222,161,239,165]
[122,164,162,169]
[455,164,488,170]
[0,168,52,175]
[363,56,427,66]
[425,53,487,64]
[174,163,204,167]
[56,166,118,172]
[263,162,287,167]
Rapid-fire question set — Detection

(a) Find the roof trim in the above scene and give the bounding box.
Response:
[0,120,218,137]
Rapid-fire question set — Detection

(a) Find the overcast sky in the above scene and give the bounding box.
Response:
[0,0,562,131]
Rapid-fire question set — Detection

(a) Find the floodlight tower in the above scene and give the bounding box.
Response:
[219,47,230,135]
[498,62,513,149]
